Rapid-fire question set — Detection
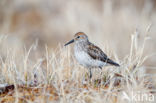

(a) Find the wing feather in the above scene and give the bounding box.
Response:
[87,43,119,66]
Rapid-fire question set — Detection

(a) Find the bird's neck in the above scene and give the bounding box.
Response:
[75,41,89,51]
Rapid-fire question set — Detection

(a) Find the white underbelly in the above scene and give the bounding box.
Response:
[74,51,105,68]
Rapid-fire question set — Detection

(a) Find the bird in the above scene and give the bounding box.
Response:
[64,32,120,79]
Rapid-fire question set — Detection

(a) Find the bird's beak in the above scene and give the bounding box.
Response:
[64,39,74,46]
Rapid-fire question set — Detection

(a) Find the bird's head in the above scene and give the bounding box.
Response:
[64,32,88,46]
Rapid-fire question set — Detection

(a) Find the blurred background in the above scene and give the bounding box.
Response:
[0,0,156,67]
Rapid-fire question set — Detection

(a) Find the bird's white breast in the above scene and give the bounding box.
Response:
[74,50,106,68]
[74,51,90,67]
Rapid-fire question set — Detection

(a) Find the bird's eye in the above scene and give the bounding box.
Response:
[77,36,80,38]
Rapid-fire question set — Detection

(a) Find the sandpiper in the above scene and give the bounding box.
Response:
[65,32,119,78]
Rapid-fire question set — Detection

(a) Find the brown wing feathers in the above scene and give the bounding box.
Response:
[87,44,119,66]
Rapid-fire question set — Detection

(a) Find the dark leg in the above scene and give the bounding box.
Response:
[89,68,92,79]
[99,66,102,70]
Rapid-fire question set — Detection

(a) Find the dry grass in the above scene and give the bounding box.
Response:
[0,0,156,103]
[0,26,155,103]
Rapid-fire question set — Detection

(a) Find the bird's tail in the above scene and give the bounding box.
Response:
[107,58,120,66]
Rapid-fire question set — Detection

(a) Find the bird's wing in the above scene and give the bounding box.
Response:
[87,43,119,66]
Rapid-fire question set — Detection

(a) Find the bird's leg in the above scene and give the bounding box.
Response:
[99,67,103,86]
[88,68,93,84]
[89,68,92,79]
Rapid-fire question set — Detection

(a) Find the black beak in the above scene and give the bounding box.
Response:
[64,39,74,46]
